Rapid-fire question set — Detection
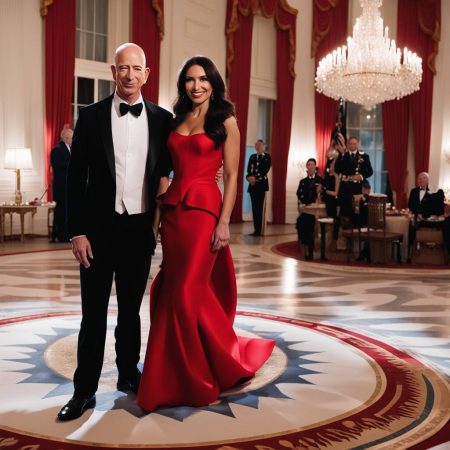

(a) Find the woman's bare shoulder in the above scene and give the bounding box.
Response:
[224,115,238,129]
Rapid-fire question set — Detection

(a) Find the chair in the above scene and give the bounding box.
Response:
[361,196,403,263]
[343,195,403,263]
[411,222,448,265]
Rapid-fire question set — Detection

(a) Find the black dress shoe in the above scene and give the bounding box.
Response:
[57,395,95,421]
[117,375,141,394]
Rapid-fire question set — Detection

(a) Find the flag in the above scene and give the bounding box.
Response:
[332,98,347,144]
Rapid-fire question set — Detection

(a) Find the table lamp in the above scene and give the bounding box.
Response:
[4,148,33,205]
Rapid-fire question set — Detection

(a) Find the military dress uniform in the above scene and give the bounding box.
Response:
[335,151,373,218]
[296,174,323,259]
[246,152,271,235]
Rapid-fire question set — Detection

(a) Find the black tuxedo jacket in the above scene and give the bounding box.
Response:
[408,186,445,216]
[246,152,271,193]
[67,94,172,241]
[50,141,70,202]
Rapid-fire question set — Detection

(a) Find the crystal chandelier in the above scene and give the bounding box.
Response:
[315,0,422,110]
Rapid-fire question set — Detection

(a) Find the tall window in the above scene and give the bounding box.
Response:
[76,0,108,62]
[346,103,387,194]
[73,0,113,123]
[72,76,114,122]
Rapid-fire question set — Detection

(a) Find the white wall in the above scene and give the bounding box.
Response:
[286,0,316,224]
[431,0,450,197]
[0,0,46,234]
[159,0,227,112]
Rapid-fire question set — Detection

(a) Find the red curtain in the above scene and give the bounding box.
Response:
[225,0,298,223]
[382,99,409,208]
[397,0,440,176]
[312,0,348,173]
[132,0,164,103]
[226,2,254,223]
[269,4,297,224]
[42,0,75,201]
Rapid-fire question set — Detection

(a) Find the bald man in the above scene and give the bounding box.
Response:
[58,43,172,421]
[408,172,444,217]
[50,126,73,242]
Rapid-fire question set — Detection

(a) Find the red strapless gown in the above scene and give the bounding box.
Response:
[137,132,275,411]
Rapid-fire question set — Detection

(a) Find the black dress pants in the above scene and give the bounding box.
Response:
[73,212,155,397]
[250,190,265,235]
[52,199,68,242]
[296,213,316,246]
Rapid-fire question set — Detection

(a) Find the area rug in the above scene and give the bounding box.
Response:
[0,311,448,449]
[273,240,450,269]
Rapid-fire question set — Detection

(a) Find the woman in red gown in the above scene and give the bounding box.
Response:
[137,56,275,411]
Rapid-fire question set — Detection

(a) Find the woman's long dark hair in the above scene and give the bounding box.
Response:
[172,56,235,148]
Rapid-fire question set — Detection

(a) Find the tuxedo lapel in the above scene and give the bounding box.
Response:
[98,95,115,181]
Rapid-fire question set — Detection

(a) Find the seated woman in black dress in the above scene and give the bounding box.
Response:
[323,144,341,240]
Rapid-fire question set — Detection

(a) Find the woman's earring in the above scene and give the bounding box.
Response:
[211,91,214,101]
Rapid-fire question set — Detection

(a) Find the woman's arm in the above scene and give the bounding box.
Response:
[211,116,240,252]
[326,172,341,197]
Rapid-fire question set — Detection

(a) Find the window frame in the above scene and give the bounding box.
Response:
[346,103,387,195]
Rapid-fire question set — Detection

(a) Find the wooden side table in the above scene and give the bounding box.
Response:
[0,205,37,242]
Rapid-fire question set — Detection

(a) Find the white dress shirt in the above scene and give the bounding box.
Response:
[419,187,427,202]
[111,92,149,214]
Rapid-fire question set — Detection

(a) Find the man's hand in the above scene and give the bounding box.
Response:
[215,165,224,183]
[247,176,256,186]
[71,236,93,268]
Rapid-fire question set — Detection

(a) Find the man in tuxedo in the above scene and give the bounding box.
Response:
[50,126,72,242]
[246,139,271,236]
[408,172,444,217]
[407,172,445,261]
[335,136,373,220]
[57,43,172,421]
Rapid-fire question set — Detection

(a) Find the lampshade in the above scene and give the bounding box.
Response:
[4,148,33,170]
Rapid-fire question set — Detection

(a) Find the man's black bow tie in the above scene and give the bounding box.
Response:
[119,102,143,117]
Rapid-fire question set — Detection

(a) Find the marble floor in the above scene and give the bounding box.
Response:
[0,223,449,449]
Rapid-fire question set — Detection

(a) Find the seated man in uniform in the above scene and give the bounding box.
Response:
[296,158,323,260]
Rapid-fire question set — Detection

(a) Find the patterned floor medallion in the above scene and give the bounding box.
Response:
[0,311,448,450]
[1,237,449,449]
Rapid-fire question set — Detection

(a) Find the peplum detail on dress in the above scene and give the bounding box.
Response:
[163,180,222,219]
